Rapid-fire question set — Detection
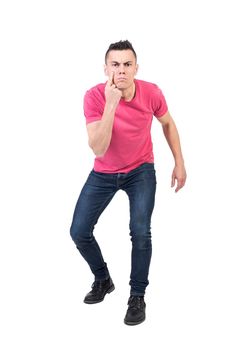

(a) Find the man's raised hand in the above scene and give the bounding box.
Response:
[105,71,122,108]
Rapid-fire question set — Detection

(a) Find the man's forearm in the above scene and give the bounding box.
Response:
[162,120,184,165]
[90,104,116,157]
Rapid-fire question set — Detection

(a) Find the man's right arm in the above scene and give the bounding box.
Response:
[86,72,121,157]
[86,104,116,157]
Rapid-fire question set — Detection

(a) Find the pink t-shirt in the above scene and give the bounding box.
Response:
[83,79,168,173]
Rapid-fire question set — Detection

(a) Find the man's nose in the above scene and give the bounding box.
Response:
[118,64,126,74]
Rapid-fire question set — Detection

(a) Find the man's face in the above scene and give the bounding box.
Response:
[104,49,138,90]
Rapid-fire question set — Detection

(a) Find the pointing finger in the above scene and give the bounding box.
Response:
[107,71,114,86]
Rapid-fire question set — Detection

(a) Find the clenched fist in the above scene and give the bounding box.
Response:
[105,71,122,109]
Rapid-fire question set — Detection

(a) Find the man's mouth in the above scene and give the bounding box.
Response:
[117,77,127,82]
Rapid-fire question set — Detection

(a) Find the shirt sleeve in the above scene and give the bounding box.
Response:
[151,85,168,118]
[83,90,103,124]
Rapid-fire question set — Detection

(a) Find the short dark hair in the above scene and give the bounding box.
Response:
[105,40,137,63]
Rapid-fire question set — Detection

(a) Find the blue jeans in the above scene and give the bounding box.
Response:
[70,162,156,296]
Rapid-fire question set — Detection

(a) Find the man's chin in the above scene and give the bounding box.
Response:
[116,82,127,89]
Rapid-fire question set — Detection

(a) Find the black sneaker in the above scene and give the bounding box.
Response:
[124,296,146,325]
[83,277,115,304]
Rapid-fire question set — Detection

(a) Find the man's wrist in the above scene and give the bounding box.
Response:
[175,158,184,167]
[105,102,117,113]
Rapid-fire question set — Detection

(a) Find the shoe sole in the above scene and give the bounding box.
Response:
[83,284,115,304]
[124,315,146,326]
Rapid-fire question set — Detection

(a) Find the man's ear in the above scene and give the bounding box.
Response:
[135,64,139,76]
[104,64,108,76]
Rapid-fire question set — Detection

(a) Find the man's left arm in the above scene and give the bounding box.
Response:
[157,111,187,192]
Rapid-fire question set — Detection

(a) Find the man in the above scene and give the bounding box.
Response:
[70,40,186,326]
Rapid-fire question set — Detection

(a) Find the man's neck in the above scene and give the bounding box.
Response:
[121,82,136,102]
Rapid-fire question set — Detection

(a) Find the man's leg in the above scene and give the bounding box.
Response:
[70,170,117,281]
[122,163,156,324]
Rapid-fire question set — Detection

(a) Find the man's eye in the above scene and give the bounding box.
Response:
[112,63,118,67]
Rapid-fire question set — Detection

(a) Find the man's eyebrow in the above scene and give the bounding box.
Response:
[111,61,133,64]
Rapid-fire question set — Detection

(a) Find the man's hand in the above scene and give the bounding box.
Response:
[171,164,187,192]
[104,71,122,109]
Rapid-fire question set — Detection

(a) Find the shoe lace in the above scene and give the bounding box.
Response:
[91,281,104,293]
[128,296,144,310]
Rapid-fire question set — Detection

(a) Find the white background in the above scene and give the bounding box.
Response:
[1,0,234,349]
